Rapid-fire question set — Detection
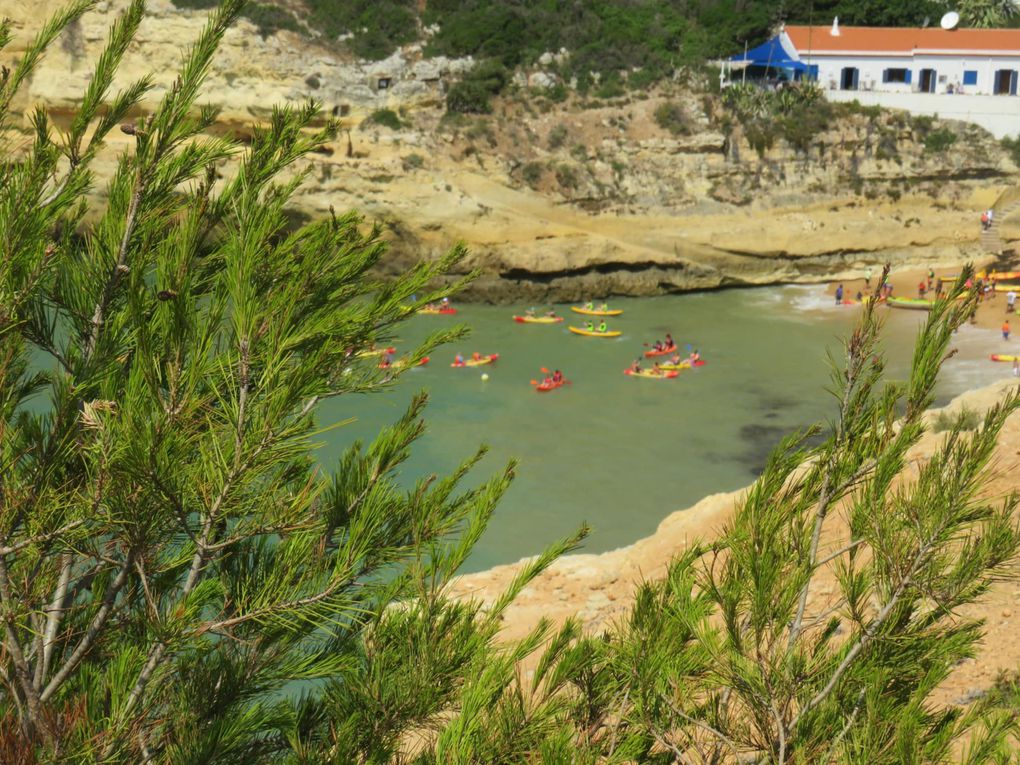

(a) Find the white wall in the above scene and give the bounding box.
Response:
[826,89,1020,137]
[805,53,1020,96]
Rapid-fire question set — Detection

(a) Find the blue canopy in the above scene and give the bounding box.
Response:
[730,35,808,72]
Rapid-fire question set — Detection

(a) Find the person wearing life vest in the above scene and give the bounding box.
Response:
[584,300,594,310]
[598,320,608,333]
[585,320,594,331]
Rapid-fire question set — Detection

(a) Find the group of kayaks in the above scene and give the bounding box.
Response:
[374,299,708,391]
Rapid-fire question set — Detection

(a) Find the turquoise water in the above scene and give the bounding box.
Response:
[316,286,1010,573]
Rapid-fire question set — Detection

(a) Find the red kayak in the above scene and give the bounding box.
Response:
[535,379,568,392]
[644,346,678,358]
[420,306,457,315]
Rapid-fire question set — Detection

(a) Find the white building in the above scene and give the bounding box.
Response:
[729,23,1020,137]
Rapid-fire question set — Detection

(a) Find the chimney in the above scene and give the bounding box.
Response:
[831,16,841,36]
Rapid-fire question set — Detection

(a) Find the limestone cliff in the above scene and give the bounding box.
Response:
[5,0,1020,300]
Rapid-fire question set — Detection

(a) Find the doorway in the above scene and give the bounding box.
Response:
[994,69,1018,95]
[840,67,859,91]
[919,68,937,93]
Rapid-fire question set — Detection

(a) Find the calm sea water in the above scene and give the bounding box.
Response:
[317,285,1010,573]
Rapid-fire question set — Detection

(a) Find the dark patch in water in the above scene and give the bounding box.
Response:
[736,422,828,477]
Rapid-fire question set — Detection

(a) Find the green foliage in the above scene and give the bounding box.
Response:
[924,126,959,154]
[242,2,300,37]
[724,82,837,154]
[402,152,425,170]
[547,123,569,150]
[1002,135,1020,166]
[932,405,982,432]
[654,100,694,136]
[957,0,1020,27]
[555,163,579,189]
[0,0,583,757]
[445,59,510,114]
[306,0,417,60]
[521,160,544,188]
[364,107,403,130]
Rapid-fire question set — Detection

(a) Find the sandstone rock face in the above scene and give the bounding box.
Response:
[4,1,1019,301]
[1,0,468,124]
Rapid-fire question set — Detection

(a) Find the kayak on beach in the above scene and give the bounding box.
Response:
[991,354,1020,362]
[452,353,499,368]
[513,315,563,324]
[569,326,621,338]
[887,297,938,310]
[624,368,679,379]
[571,306,624,316]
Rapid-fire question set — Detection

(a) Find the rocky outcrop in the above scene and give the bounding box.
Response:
[4,0,1019,301]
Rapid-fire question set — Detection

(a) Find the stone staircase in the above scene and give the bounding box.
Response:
[982,195,1020,254]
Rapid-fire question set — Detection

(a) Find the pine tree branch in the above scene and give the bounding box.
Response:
[792,539,931,728]
[40,549,136,702]
[0,520,86,555]
[84,164,146,360]
[35,553,71,692]
[0,552,56,744]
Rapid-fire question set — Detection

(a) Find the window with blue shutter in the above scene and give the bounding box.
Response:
[963,70,978,85]
[883,68,910,83]
[904,70,912,84]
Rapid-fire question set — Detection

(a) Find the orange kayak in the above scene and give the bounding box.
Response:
[644,346,678,358]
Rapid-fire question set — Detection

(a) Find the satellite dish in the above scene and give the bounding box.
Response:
[940,11,960,29]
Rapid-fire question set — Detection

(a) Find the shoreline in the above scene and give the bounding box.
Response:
[448,290,1020,707]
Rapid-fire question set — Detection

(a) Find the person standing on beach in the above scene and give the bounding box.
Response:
[835,283,844,305]
[864,266,873,288]
[1013,358,1019,377]
[1008,290,1017,314]
[1003,320,1011,340]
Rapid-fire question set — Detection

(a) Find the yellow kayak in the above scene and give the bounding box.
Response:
[571,306,624,317]
[451,353,499,367]
[659,361,691,371]
[624,368,679,379]
[513,315,563,324]
[568,326,621,338]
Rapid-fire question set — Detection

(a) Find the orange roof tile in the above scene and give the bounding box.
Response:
[785,25,1020,56]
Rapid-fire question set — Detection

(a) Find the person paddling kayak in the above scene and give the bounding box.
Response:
[630,358,642,373]
[598,320,608,333]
